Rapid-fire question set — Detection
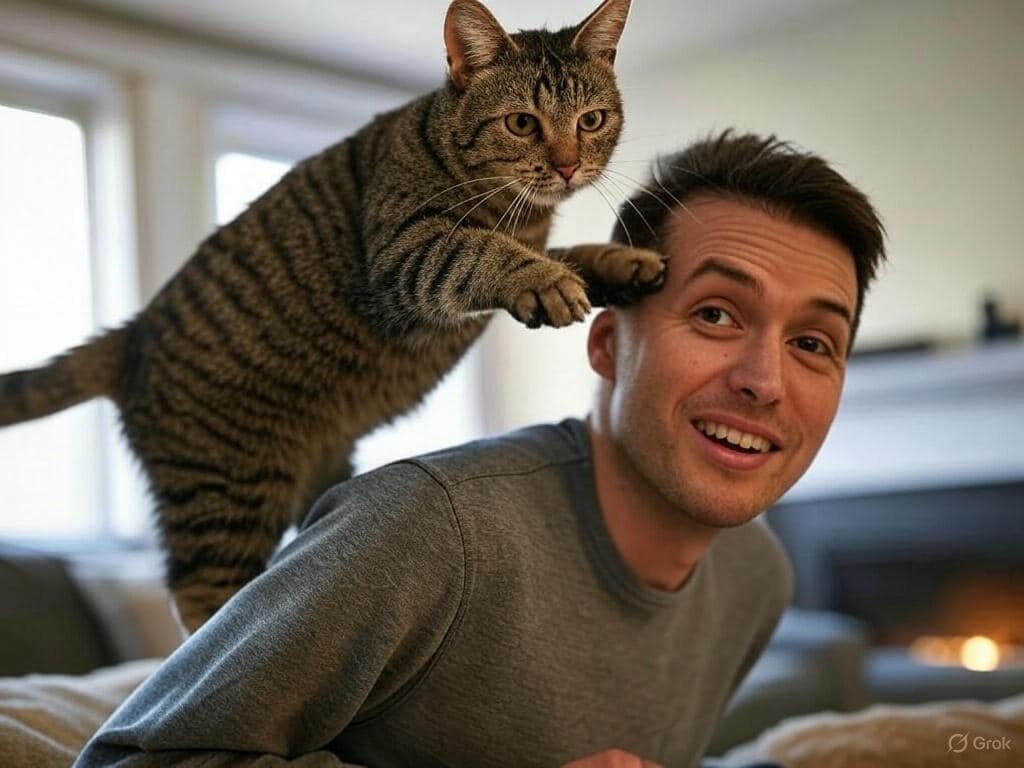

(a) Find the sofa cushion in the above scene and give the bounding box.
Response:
[0,545,117,676]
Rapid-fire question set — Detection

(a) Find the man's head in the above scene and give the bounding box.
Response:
[588,131,886,528]
[613,130,885,343]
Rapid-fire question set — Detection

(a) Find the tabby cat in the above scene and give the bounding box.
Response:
[0,0,665,632]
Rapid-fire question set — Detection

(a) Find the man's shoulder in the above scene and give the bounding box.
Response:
[301,419,588,531]
[404,418,590,489]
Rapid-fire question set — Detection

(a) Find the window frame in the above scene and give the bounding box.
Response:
[0,44,144,545]
[205,99,360,227]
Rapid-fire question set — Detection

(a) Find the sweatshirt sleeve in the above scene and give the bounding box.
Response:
[74,461,466,767]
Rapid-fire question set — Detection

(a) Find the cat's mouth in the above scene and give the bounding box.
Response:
[527,181,579,207]
[532,190,569,207]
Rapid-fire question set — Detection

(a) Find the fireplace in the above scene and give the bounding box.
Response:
[767,480,1024,702]
[833,555,1024,651]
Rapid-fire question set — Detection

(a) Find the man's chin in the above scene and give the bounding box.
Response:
[682,505,766,529]
[674,454,796,528]
[669,481,775,528]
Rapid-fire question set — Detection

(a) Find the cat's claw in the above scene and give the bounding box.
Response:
[599,246,668,306]
[513,276,591,328]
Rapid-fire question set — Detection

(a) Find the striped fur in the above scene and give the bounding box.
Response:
[0,0,666,632]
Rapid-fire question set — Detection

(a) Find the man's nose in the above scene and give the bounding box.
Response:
[728,337,785,405]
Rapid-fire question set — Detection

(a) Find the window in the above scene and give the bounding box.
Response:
[0,44,145,544]
[0,103,105,538]
[213,150,486,476]
[214,152,291,225]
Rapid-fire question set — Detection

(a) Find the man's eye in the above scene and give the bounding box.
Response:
[695,306,736,327]
[793,337,831,356]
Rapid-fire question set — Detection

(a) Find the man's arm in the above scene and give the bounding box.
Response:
[75,462,466,767]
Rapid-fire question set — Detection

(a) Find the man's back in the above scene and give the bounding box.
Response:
[78,418,790,768]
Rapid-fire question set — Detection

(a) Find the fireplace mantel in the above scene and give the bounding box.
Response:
[784,338,1024,501]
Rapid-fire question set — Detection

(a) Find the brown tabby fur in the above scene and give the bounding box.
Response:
[0,0,665,632]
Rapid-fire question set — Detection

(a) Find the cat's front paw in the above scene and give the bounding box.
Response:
[594,245,668,305]
[510,271,591,329]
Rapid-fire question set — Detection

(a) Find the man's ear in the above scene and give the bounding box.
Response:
[444,0,517,91]
[572,0,632,66]
[587,309,617,381]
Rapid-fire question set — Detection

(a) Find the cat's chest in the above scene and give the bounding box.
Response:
[511,218,551,253]
[319,313,489,437]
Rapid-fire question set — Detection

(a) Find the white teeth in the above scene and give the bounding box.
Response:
[696,420,773,453]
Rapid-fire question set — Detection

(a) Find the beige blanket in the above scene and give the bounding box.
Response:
[726,693,1024,768]
[2,660,1022,768]
[0,658,160,768]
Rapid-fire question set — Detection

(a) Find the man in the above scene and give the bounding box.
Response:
[76,131,886,768]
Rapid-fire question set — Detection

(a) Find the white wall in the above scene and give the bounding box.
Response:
[493,0,1024,433]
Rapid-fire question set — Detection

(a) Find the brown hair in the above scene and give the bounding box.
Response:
[612,129,886,347]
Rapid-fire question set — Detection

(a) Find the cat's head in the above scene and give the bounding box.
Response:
[444,0,631,207]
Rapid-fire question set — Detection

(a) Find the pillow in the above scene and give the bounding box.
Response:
[0,546,118,676]
[724,694,1024,768]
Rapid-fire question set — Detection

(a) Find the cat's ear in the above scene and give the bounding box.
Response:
[444,0,518,91]
[572,0,632,66]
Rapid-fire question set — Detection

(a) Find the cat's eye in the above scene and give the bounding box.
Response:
[578,110,606,132]
[505,113,539,137]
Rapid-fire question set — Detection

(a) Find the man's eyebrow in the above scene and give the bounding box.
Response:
[686,257,853,326]
[810,297,853,327]
[687,258,763,296]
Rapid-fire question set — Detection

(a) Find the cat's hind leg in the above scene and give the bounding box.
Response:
[160,488,298,634]
[144,458,303,634]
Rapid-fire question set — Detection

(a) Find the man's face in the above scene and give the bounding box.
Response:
[593,196,857,527]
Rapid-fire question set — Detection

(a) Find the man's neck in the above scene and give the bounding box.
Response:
[586,417,718,592]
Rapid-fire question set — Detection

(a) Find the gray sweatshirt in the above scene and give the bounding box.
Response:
[75,418,792,768]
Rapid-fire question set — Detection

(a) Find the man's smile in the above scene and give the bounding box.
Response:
[693,419,778,454]
[688,414,784,473]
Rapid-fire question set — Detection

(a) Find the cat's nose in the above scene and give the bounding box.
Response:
[555,164,579,182]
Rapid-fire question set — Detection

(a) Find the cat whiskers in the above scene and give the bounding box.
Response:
[491,180,532,235]
[441,178,520,215]
[505,181,537,239]
[595,171,657,240]
[588,176,634,248]
[512,184,539,239]
[596,165,674,216]
[411,175,516,214]
[602,162,703,226]
[442,178,521,246]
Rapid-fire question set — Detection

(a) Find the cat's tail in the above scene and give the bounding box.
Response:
[0,326,128,427]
